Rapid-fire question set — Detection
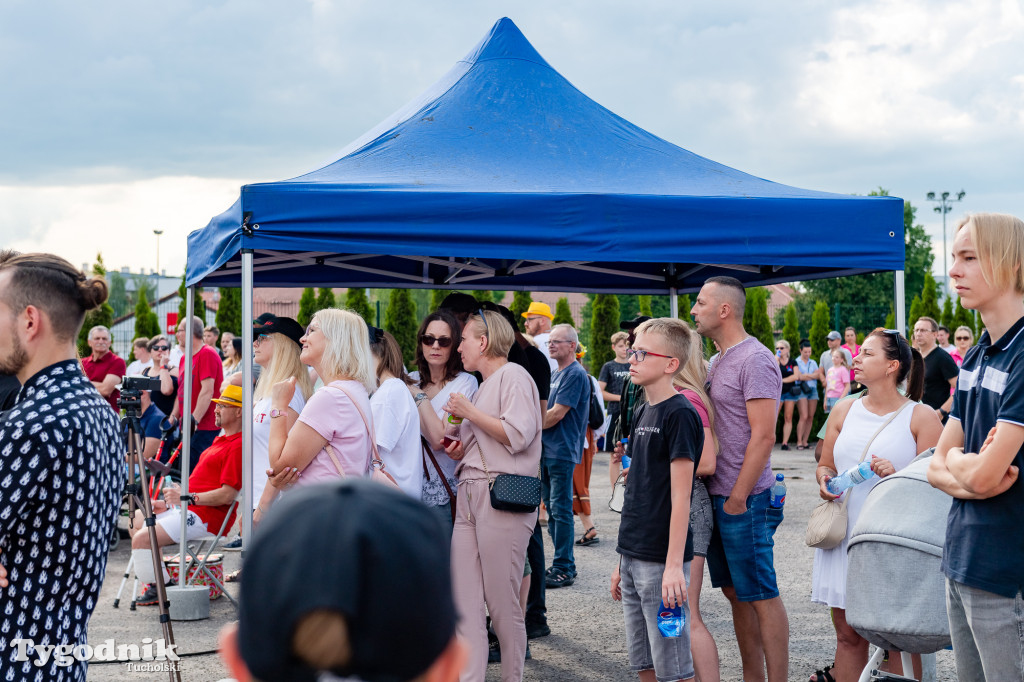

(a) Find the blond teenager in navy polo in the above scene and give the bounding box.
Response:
[927,213,1024,681]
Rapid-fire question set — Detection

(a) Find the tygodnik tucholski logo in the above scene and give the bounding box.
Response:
[11,637,180,671]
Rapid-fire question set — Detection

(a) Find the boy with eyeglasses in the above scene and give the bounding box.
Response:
[927,213,1024,681]
[611,317,702,682]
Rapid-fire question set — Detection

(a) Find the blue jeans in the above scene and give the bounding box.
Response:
[541,455,576,576]
[706,489,783,602]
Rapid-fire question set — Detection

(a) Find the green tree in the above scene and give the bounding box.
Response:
[745,287,774,350]
[297,287,317,327]
[316,287,336,311]
[429,289,447,311]
[511,292,533,331]
[78,254,117,356]
[782,302,801,354]
[177,272,206,324]
[638,295,653,317]
[216,288,242,336]
[552,297,574,327]
[347,287,374,324]
[952,297,977,337]
[920,272,942,322]
[107,271,130,318]
[809,300,830,357]
[908,295,923,331]
[679,294,693,322]
[384,289,418,366]
[885,305,896,330]
[134,287,161,340]
[589,295,621,371]
[940,294,954,330]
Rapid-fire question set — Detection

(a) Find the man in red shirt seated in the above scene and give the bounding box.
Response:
[81,324,127,412]
[129,384,243,606]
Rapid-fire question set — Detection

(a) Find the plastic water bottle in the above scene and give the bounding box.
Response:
[619,437,630,470]
[827,461,876,495]
[657,599,686,638]
[769,473,787,508]
[442,413,462,449]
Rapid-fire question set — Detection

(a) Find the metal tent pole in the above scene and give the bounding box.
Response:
[669,287,678,318]
[895,270,906,335]
[241,251,254,555]
[179,288,194,582]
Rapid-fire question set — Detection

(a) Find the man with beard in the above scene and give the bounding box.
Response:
[0,252,123,681]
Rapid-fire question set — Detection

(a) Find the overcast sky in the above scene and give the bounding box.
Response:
[2,0,1021,279]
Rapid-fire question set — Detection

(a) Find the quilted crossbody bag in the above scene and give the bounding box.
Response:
[475,441,541,513]
[805,400,913,549]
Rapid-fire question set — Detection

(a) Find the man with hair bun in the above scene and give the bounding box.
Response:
[0,252,124,680]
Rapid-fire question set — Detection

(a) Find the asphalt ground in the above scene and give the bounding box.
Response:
[85,446,957,681]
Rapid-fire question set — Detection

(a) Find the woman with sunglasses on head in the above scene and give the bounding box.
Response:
[809,329,942,682]
[255,309,376,521]
[445,310,542,682]
[950,326,974,367]
[409,309,479,535]
[247,316,314,521]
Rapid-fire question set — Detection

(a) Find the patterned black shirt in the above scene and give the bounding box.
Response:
[0,360,123,680]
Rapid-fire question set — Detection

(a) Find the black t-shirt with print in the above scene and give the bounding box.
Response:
[599,360,631,415]
[617,393,703,564]
[922,347,959,410]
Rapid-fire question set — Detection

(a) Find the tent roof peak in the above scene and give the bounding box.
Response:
[460,17,552,70]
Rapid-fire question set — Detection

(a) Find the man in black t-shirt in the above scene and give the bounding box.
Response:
[914,316,958,420]
[611,318,701,682]
[598,331,631,447]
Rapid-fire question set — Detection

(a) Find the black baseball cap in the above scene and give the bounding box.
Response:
[619,314,652,330]
[238,480,456,682]
[253,315,304,349]
[253,312,276,325]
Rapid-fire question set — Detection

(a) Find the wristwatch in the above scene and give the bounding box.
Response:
[269,408,287,418]
[414,392,429,406]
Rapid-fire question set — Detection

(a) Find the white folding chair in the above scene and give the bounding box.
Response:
[178,496,240,609]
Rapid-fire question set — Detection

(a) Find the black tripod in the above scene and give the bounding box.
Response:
[118,384,182,682]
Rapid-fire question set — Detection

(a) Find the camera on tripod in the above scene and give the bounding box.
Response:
[117,375,162,416]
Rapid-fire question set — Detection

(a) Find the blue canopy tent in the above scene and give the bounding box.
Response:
[181,17,906,558]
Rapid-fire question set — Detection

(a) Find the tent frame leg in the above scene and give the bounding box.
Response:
[241,251,254,556]
[895,270,906,335]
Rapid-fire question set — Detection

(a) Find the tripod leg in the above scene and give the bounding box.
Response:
[113,554,134,608]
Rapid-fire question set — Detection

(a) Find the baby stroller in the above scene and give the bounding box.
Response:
[845,450,952,682]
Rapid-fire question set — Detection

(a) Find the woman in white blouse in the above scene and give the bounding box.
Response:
[370,330,423,499]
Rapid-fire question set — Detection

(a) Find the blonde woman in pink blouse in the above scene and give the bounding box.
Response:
[444,310,542,682]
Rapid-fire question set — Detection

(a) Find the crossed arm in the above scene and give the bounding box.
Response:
[927,418,1021,499]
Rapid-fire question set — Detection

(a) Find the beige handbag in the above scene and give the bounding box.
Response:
[805,400,913,549]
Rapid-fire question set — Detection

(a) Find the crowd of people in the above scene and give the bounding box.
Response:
[1,210,1023,682]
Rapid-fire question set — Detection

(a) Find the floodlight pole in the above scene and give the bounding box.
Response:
[926,190,965,288]
[241,250,254,556]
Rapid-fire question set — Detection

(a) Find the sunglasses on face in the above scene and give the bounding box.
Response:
[151,345,169,351]
[955,336,971,341]
[420,334,453,348]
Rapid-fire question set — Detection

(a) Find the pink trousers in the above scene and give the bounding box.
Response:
[451,478,535,682]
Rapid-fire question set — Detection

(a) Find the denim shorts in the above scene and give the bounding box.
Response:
[706,489,783,602]
[780,391,801,402]
[825,396,841,412]
[620,555,693,682]
[800,385,820,401]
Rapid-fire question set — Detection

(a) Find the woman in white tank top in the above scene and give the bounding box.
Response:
[810,329,943,682]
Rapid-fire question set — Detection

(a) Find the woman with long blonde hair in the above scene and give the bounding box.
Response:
[671,323,721,682]
[247,316,314,516]
[256,309,376,520]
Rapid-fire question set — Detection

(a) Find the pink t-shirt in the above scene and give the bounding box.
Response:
[825,366,849,398]
[296,380,373,485]
[678,388,711,428]
[842,343,861,383]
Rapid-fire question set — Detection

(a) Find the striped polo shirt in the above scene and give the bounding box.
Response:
[942,315,1024,598]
